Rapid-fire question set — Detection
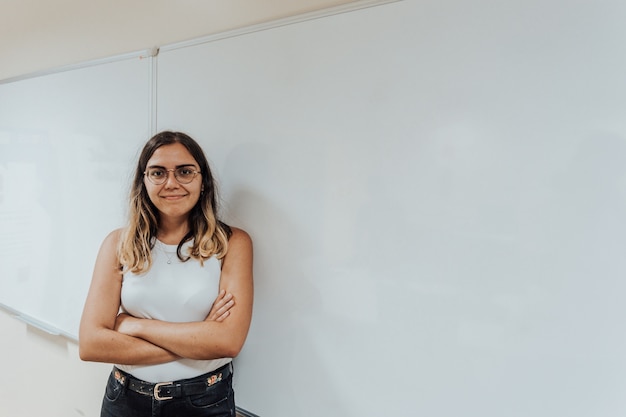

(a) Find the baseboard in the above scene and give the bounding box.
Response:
[236,406,261,417]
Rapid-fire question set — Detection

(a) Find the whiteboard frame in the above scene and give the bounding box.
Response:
[159,0,400,54]
[0,47,158,85]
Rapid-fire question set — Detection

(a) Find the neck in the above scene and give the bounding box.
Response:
[157,218,191,244]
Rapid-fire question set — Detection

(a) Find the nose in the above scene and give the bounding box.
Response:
[163,169,179,187]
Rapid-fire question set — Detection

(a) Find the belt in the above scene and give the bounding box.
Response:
[113,362,232,401]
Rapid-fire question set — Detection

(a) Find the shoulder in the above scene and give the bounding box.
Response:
[221,227,253,278]
[93,228,125,270]
[98,228,125,254]
[229,227,251,244]
[224,227,252,260]
[104,228,124,245]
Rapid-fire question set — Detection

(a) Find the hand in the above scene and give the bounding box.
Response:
[207,289,235,322]
[114,312,139,336]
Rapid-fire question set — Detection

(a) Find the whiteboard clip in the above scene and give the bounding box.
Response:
[140,47,160,59]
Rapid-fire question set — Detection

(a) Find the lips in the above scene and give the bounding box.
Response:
[161,194,187,200]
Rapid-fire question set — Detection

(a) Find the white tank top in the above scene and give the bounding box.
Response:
[116,239,231,382]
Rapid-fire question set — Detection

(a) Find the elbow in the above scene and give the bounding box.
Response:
[79,350,93,362]
[78,343,92,362]
[196,337,245,360]
[78,338,97,362]
[78,325,93,361]
[221,344,242,359]
[218,332,247,358]
[78,329,105,362]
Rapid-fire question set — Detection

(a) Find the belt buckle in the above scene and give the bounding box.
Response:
[153,382,174,400]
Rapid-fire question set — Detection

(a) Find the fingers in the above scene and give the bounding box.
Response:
[211,299,235,321]
[208,290,235,321]
[214,309,231,322]
[214,289,232,307]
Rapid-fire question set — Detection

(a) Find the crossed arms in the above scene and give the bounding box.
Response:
[78,228,253,365]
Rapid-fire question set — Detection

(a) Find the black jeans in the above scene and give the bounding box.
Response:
[100,364,236,417]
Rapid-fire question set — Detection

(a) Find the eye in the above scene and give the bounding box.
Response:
[149,168,165,177]
[178,167,195,176]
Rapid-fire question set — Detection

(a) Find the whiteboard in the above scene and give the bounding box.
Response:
[156,1,626,416]
[0,57,152,339]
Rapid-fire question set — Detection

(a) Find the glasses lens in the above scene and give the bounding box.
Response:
[174,167,197,184]
[146,168,167,184]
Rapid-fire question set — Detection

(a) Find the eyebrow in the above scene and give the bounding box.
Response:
[146,164,198,169]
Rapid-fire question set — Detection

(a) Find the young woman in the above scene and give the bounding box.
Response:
[79,131,253,417]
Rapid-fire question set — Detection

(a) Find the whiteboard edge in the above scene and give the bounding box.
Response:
[150,53,159,135]
[0,47,157,85]
[158,0,402,52]
[0,302,78,342]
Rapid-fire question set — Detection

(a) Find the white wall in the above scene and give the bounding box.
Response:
[0,2,353,416]
[0,311,112,417]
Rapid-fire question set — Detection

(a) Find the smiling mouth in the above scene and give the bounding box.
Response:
[161,195,187,200]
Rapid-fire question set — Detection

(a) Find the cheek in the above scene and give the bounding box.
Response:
[191,189,202,205]
[143,184,160,204]
[191,181,203,198]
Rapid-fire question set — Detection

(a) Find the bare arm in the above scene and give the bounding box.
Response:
[79,229,179,365]
[114,227,254,360]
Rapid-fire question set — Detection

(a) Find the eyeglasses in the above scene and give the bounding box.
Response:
[144,167,201,185]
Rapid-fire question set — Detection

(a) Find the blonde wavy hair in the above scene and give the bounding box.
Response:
[118,131,231,274]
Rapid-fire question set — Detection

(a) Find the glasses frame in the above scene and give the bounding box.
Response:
[144,167,201,185]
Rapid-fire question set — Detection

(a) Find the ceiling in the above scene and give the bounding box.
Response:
[0,0,355,79]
